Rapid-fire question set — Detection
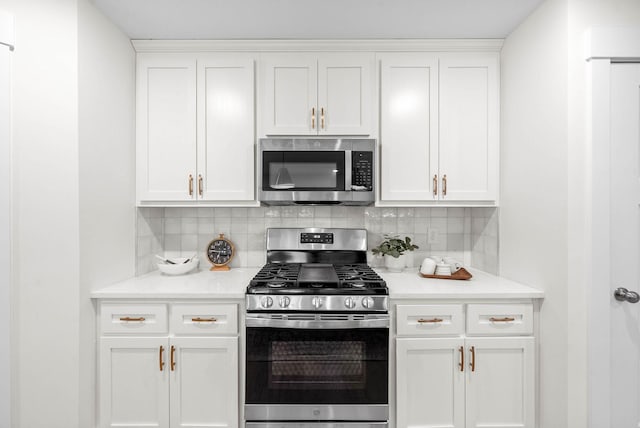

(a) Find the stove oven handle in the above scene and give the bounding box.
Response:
[245,315,390,329]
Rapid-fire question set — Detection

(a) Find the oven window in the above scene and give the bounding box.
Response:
[262,151,346,191]
[246,327,388,405]
[270,340,365,390]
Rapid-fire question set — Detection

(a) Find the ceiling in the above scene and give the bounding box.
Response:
[91,0,545,40]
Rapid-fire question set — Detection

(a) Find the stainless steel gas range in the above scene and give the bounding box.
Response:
[245,228,389,428]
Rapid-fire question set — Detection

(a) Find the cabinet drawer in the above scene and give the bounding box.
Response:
[466,303,533,336]
[396,304,464,336]
[100,303,168,334]
[171,303,238,335]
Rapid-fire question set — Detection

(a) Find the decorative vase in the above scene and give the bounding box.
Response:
[385,253,406,272]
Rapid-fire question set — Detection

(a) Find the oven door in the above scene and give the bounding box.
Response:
[245,314,389,422]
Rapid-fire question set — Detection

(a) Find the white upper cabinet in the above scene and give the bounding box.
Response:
[380,53,439,201]
[261,53,374,136]
[137,53,255,205]
[379,52,499,205]
[137,54,197,202]
[439,54,499,202]
[197,55,255,201]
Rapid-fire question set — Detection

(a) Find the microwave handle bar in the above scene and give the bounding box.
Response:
[345,150,352,191]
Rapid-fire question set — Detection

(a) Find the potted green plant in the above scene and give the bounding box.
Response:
[371,234,419,272]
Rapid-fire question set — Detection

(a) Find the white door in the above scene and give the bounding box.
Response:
[317,54,373,135]
[379,54,439,201]
[465,337,535,428]
[137,54,197,202]
[99,338,169,428]
[396,337,465,428]
[169,337,238,428]
[0,10,13,428]
[608,63,640,428]
[439,54,499,202]
[197,55,255,201]
[261,54,317,135]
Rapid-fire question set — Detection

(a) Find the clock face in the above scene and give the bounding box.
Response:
[207,235,234,266]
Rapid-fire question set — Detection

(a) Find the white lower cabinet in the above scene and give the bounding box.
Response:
[100,337,170,428]
[395,303,535,428]
[98,302,239,428]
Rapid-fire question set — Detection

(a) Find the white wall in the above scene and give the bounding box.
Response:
[77,0,136,426]
[2,0,135,426]
[7,0,81,425]
[500,0,569,427]
[502,0,640,427]
[0,9,14,428]
[565,2,640,427]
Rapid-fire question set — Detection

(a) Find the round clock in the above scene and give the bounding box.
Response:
[206,233,235,271]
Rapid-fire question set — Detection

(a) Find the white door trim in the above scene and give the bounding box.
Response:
[585,27,640,428]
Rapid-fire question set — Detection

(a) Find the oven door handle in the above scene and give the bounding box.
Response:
[245,315,390,329]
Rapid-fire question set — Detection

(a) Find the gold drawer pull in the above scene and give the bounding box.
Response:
[469,346,476,372]
[458,346,464,372]
[170,345,176,371]
[159,346,165,371]
[191,317,217,323]
[489,317,516,322]
[417,318,443,323]
[119,316,146,322]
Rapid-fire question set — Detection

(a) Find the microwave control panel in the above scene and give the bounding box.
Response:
[352,151,373,191]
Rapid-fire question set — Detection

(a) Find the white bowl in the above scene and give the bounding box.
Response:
[157,257,199,275]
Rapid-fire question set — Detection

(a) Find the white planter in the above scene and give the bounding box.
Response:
[385,254,406,272]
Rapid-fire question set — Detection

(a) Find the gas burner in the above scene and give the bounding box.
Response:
[348,282,366,288]
[266,282,287,288]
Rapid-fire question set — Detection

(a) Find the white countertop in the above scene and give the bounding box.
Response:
[384,268,544,299]
[91,266,543,300]
[90,267,259,299]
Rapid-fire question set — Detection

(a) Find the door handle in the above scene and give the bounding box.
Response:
[614,287,640,303]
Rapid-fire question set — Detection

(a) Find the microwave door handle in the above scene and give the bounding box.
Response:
[345,150,352,191]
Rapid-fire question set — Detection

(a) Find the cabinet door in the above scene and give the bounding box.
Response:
[439,53,499,202]
[317,53,373,135]
[99,337,169,428]
[380,54,439,201]
[170,337,239,428]
[396,337,465,428]
[465,337,535,428]
[197,55,255,201]
[262,54,317,135]
[137,54,197,202]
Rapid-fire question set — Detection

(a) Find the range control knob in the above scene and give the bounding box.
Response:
[344,297,357,309]
[312,296,324,309]
[362,296,375,309]
[279,296,291,308]
[260,296,274,309]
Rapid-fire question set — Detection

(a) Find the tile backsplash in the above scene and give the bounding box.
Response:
[137,206,499,275]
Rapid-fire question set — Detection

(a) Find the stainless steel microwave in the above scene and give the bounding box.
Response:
[259,138,376,206]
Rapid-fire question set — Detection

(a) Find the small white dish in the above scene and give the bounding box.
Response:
[434,263,452,276]
[157,256,199,275]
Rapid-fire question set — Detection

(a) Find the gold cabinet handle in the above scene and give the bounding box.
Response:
[433,174,438,197]
[198,174,203,197]
[321,107,325,129]
[191,317,217,323]
[159,345,165,371]
[311,107,316,129]
[489,316,516,322]
[170,345,176,371]
[469,346,476,372]
[459,346,464,372]
[442,174,447,196]
[188,174,194,196]
[119,316,145,322]
[417,318,443,323]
